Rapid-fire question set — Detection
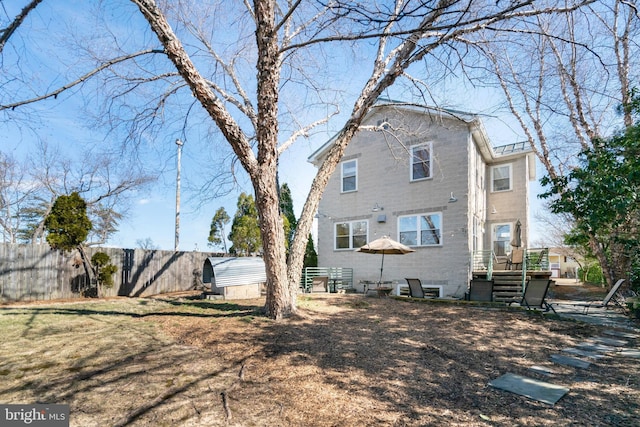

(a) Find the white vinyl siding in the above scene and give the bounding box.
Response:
[398,213,442,246]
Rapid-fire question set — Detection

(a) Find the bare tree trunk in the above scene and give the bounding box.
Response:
[76,244,98,296]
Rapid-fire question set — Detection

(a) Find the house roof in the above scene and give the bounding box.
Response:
[307,99,532,165]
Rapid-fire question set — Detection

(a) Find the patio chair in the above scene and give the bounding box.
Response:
[467,278,494,302]
[551,279,626,314]
[506,248,524,270]
[527,248,548,271]
[405,278,425,298]
[311,276,329,293]
[517,278,556,314]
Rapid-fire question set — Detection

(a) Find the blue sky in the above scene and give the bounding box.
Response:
[1,1,551,251]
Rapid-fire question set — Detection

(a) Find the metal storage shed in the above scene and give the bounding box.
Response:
[202,257,266,299]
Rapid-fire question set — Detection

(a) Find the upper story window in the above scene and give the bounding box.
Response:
[398,212,442,246]
[410,142,432,181]
[491,164,512,192]
[335,220,368,250]
[341,159,357,193]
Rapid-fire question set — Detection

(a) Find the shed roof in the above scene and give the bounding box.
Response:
[203,257,267,288]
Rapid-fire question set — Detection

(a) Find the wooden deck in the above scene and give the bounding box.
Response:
[472,270,553,303]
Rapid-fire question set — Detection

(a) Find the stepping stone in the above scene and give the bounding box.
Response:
[603,330,639,339]
[591,336,628,347]
[551,354,592,369]
[575,342,616,352]
[489,373,569,405]
[529,365,558,377]
[562,347,606,359]
[618,349,640,359]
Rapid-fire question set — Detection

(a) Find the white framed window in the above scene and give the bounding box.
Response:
[341,159,357,192]
[491,164,512,192]
[398,212,442,246]
[335,220,368,250]
[410,142,432,181]
[492,223,511,256]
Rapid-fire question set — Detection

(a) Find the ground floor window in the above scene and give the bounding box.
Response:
[492,223,511,256]
[335,220,368,250]
[398,212,442,246]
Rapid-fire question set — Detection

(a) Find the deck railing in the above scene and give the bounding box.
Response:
[471,248,550,298]
[301,267,354,292]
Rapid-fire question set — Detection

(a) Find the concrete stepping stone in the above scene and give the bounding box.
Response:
[489,373,569,405]
[551,354,592,369]
[603,330,639,339]
[591,336,628,347]
[529,365,558,377]
[562,347,606,359]
[575,342,616,352]
[618,349,640,359]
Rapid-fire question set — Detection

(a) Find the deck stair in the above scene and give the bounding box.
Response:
[472,271,525,302]
[492,271,525,302]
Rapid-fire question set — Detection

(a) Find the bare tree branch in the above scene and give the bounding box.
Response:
[0,49,164,111]
[0,0,43,54]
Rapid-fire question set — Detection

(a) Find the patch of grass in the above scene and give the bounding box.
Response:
[349,300,370,309]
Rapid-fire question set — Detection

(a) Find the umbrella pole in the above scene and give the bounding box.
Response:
[379,252,385,284]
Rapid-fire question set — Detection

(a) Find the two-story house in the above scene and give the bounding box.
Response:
[308,100,536,298]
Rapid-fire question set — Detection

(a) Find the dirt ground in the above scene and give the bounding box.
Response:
[1,284,639,426]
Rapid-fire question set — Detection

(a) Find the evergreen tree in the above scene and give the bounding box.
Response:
[228,193,262,256]
[44,192,92,250]
[541,92,640,291]
[279,183,297,251]
[303,233,318,269]
[208,207,230,252]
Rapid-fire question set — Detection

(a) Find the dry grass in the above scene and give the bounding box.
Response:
[1,292,638,426]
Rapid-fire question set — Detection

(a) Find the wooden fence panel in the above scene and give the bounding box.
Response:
[0,243,214,302]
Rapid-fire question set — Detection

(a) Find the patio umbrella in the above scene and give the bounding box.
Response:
[510,219,522,248]
[357,236,415,283]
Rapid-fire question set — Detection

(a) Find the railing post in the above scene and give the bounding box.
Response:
[521,248,528,293]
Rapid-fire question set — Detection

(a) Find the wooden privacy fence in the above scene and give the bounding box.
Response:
[0,243,220,302]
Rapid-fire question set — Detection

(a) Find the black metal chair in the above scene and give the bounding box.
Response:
[405,278,425,298]
[467,278,494,302]
[551,279,625,314]
[519,278,555,313]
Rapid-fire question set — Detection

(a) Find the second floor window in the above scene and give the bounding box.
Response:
[491,164,512,192]
[398,213,442,246]
[410,142,432,181]
[335,220,368,250]
[341,159,357,192]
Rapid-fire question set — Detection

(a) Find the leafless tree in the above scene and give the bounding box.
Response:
[468,0,638,286]
[0,141,155,245]
[1,1,595,319]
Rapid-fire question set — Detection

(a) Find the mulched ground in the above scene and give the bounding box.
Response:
[149,291,639,426]
[1,283,638,426]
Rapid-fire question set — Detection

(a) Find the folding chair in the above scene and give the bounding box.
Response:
[405,278,426,298]
[518,278,555,313]
[506,248,524,270]
[467,278,494,302]
[551,279,626,314]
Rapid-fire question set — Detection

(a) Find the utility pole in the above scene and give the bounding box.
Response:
[175,138,184,251]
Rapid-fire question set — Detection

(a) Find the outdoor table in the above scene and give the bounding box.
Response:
[376,287,393,297]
